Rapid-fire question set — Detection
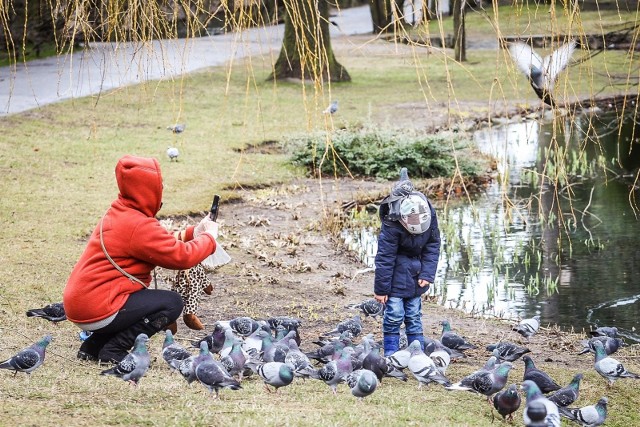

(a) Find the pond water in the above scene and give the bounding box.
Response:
[343,109,640,341]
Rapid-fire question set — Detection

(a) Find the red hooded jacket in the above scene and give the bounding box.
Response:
[63,155,216,324]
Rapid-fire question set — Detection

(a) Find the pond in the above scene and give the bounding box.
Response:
[343,109,640,342]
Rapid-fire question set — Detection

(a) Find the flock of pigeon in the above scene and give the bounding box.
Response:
[4,300,638,426]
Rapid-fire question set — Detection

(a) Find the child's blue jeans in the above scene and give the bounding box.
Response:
[383,296,423,335]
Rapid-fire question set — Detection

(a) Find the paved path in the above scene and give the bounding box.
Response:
[0,6,372,117]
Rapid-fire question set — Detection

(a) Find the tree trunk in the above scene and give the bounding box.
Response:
[269,0,350,82]
[452,0,466,61]
[369,0,394,33]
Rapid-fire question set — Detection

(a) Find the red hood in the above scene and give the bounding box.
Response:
[115,155,163,217]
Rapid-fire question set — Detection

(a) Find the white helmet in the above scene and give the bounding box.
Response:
[399,194,431,234]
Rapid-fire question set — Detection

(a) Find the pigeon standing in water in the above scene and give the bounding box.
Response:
[345,369,379,400]
[508,40,576,107]
[166,147,180,162]
[100,334,150,386]
[492,384,521,421]
[162,330,192,371]
[522,355,562,394]
[345,299,385,318]
[558,397,608,426]
[521,380,560,427]
[26,302,66,323]
[323,100,338,114]
[0,335,52,375]
[547,373,583,407]
[593,340,640,387]
[513,315,541,341]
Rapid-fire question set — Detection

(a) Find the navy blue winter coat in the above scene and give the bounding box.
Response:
[374,193,441,299]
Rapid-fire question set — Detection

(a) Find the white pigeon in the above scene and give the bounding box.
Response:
[407,340,451,388]
[513,315,541,340]
[323,100,338,114]
[508,40,576,107]
[166,147,180,162]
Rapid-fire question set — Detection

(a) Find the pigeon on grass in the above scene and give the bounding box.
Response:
[446,361,512,399]
[492,384,521,422]
[593,340,640,387]
[346,369,378,400]
[440,320,477,353]
[323,315,362,338]
[100,334,150,386]
[167,123,185,133]
[166,147,179,162]
[407,340,451,388]
[513,315,541,340]
[26,302,66,323]
[362,345,407,383]
[578,336,625,356]
[307,347,355,394]
[323,100,338,115]
[486,341,531,362]
[196,360,242,399]
[249,361,296,393]
[345,299,385,318]
[547,373,583,408]
[0,335,52,376]
[558,397,608,427]
[162,330,192,372]
[521,380,561,427]
[522,355,562,394]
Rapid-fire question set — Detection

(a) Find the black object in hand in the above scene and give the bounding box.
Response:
[210,195,220,221]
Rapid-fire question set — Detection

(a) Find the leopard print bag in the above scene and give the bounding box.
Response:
[170,263,213,330]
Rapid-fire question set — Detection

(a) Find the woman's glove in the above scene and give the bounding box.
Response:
[194,216,219,239]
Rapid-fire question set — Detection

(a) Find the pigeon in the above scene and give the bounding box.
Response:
[446,361,513,398]
[345,299,385,318]
[284,339,315,378]
[362,345,408,383]
[323,100,338,114]
[440,320,477,352]
[257,330,289,363]
[242,326,267,355]
[180,341,215,384]
[425,339,451,375]
[266,316,302,331]
[589,326,618,338]
[308,347,355,394]
[167,123,185,133]
[399,328,408,349]
[220,340,247,378]
[162,330,192,371]
[521,380,561,427]
[407,340,451,388]
[513,315,541,340]
[578,336,625,356]
[193,322,227,353]
[558,397,608,427]
[387,342,414,371]
[383,168,416,222]
[323,315,362,338]
[486,341,531,362]
[218,316,260,337]
[345,369,379,400]
[522,355,562,394]
[196,359,242,399]
[306,333,352,364]
[492,384,521,421]
[25,302,66,323]
[0,335,52,375]
[548,373,583,407]
[254,361,295,393]
[100,334,150,386]
[508,40,576,107]
[593,339,640,387]
[166,147,179,162]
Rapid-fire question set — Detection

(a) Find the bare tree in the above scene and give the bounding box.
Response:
[452,0,466,61]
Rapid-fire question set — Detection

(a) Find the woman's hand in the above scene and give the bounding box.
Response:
[194,216,219,239]
[374,294,388,304]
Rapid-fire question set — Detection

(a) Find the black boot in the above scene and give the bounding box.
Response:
[77,332,114,362]
[99,314,171,363]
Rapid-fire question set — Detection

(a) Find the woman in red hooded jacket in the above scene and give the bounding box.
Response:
[64,155,218,363]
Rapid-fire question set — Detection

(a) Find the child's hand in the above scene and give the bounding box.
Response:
[418,279,431,289]
[374,294,388,304]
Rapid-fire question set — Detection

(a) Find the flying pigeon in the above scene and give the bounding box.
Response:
[440,320,477,352]
[513,315,541,340]
[548,373,583,407]
[486,341,531,362]
[323,315,362,338]
[25,302,66,323]
[162,330,192,371]
[558,396,608,427]
[308,347,355,394]
[446,361,513,398]
[578,336,625,356]
[362,345,408,383]
[167,123,186,133]
[593,339,640,387]
[589,326,618,338]
[492,384,521,422]
[522,355,562,394]
[345,299,385,318]
[407,340,451,388]
[508,40,576,107]
[100,334,150,386]
[323,100,338,114]
[196,359,242,399]
[0,335,52,375]
[521,380,561,427]
[166,147,179,162]
[345,369,379,400]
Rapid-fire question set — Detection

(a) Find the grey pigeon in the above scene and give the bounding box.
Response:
[492,383,521,421]
[242,326,267,355]
[346,369,378,400]
[387,344,412,370]
[407,340,451,388]
[440,320,477,352]
[167,123,186,133]
[345,299,385,318]
[223,316,260,337]
[589,326,618,338]
[399,328,408,349]
[548,373,583,407]
[193,322,227,353]
[513,315,541,340]
[578,336,625,356]
[486,341,531,362]
[324,315,362,338]
[257,330,289,363]
[220,340,247,378]
[308,347,355,394]
[425,339,451,374]
[446,361,512,398]
[559,397,608,427]
[521,380,561,427]
[166,147,179,162]
[306,333,352,364]
[593,339,640,387]
[362,345,407,382]
[323,100,338,114]
[26,302,66,323]
[266,316,301,331]
[0,335,52,375]
[383,168,415,221]
[508,40,576,107]
[523,355,562,394]
[284,339,314,379]
[180,341,214,384]
[162,330,192,371]
[100,334,150,386]
[195,359,242,399]
[254,361,295,392]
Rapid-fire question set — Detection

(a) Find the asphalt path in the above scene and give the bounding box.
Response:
[0,6,373,117]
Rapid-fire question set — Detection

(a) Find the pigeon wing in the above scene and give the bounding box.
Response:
[543,40,576,91]
[508,42,543,79]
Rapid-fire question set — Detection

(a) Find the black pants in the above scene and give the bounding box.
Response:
[80,289,183,362]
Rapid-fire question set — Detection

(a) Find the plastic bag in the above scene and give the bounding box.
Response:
[202,242,231,271]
